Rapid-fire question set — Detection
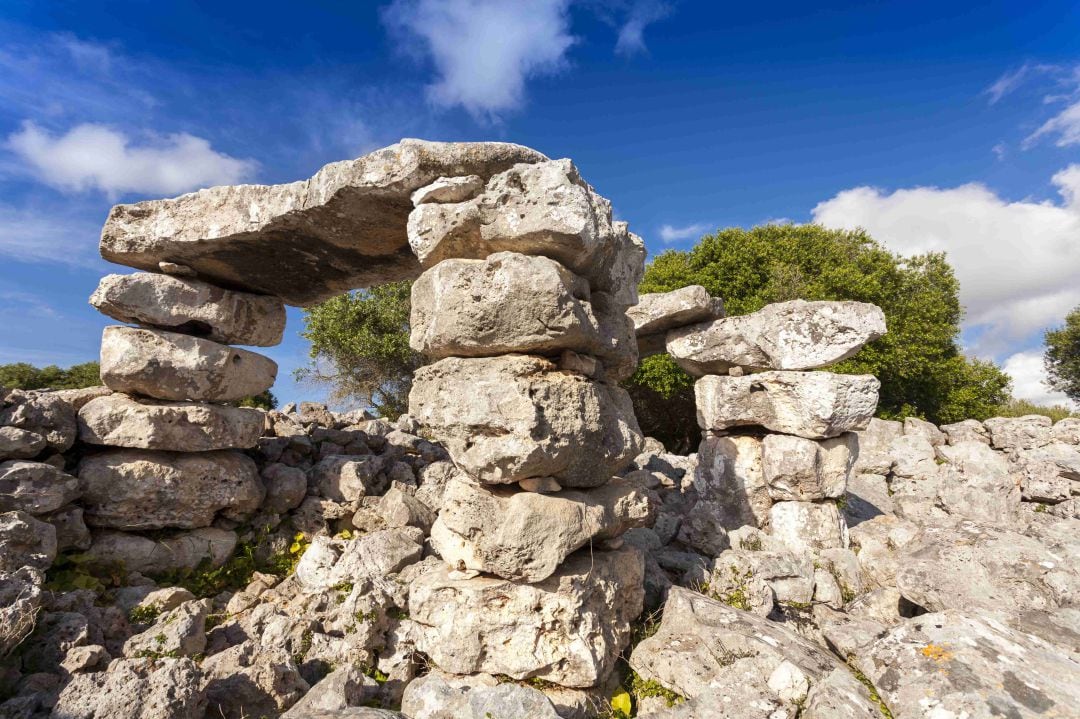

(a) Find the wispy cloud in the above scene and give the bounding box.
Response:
[985,61,1080,150]
[659,221,710,244]
[614,0,671,57]
[0,203,103,266]
[382,0,576,121]
[1026,101,1080,148]
[7,122,256,197]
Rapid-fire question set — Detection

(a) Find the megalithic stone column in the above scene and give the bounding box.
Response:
[402,159,655,697]
[77,271,285,532]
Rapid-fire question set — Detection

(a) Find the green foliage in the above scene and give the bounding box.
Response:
[45,552,124,593]
[846,657,895,719]
[297,281,420,418]
[152,532,309,598]
[627,673,685,708]
[992,398,1077,422]
[629,224,1011,449]
[0,361,101,390]
[237,389,278,410]
[128,604,162,624]
[1045,305,1080,402]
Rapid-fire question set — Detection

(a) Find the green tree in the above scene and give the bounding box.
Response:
[237,389,278,410]
[1045,304,1080,402]
[0,361,102,390]
[296,281,419,418]
[629,224,1011,449]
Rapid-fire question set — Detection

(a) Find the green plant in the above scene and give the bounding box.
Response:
[627,672,685,708]
[45,552,124,593]
[151,531,310,598]
[128,604,162,624]
[846,657,895,719]
[0,361,101,390]
[1045,304,1080,402]
[992,398,1076,422]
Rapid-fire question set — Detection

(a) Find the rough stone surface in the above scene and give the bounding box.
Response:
[940,418,990,445]
[100,326,277,401]
[667,300,886,375]
[295,528,424,591]
[409,547,644,687]
[696,371,880,439]
[52,657,206,719]
[78,449,263,529]
[984,415,1053,450]
[309,454,387,502]
[401,673,560,719]
[201,643,308,719]
[409,355,643,486]
[628,285,723,336]
[430,475,655,581]
[100,139,547,306]
[695,435,771,530]
[762,433,857,501]
[90,272,286,346]
[630,588,879,715]
[0,510,56,571]
[408,158,646,306]
[0,460,81,514]
[78,393,264,451]
[852,418,902,474]
[856,610,1080,719]
[83,528,237,575]
[0,426,47,460]
[123,599,210,658]
[1052,417,1080,445]
[0,567,43,657]
[411,174,485,205]
[0,388,78,452]
[769,500,849,553]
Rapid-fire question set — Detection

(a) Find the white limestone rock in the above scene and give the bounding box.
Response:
[83,528,237,575]
[409,355,643,486]
[0,426,47,460]
[761,432,857,501]
[0,511,56,572]
[90,272,286,346]
[0,567,43,657]
[294,528,424,592]
[984,414,1053,450]
[309,454,388,502]
[666,299,885,376]
[696,371,879,439]
[78,393,264,451]
[694,435,772,530]
[0,460,81,515]
[1052,417,1080,445]
[52,657,206,719]
[78,449,263,529]
[100,326,277,402]
[940,418,990,445]
[123,599,211,658]
[409,546,644,687]
[769,500,849,553]
[627,285,723,336]
[408,159,646,306]
[430,475,655,582]
[401,673,560,719]
[0,387,78,452]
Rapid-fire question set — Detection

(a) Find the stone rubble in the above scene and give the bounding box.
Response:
[1,139,1077,719]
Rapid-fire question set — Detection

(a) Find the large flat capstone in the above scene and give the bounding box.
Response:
[99,140,548,306]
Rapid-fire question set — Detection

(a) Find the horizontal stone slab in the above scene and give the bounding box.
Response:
[627,285,723,336]
[100,326,277,402]
[0,426,47,461]
[83,528,237,575]
[78,393,265,451]
[99,140,547,306]
[0,460,81,515]
[668,299,886,375]
[90,273,286,346]
[695,371,879,439]
[409,355,643,487]
[430,475,655,582]
[410,546,644,688]
[78,449,263,529]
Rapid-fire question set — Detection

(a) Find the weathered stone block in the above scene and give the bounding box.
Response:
[761,432,857,501]
[627,285,723,336]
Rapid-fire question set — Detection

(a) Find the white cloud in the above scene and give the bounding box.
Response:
[6,122,256,197]
[812,166,1080,357]
[1002,350,1076,409]
[659,221,710,244]
[1026,100,1080,148]
[383,0,575,119]
[0,204,102,266]
[985,63,1039,104]
[614,0,671,57]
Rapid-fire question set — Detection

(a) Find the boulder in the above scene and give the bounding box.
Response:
[408,159,646,306]
[78,393,264,450]
[902,416,945,446]
[123,599,210,658]
[629,587,880,716]
[261,463,308,513]
[666,300,885,376]
[201,643,308,719]
[0,426,46,460]
[430,475,655,582]
[0,511,56,571]
[409,355,643,486]
[696,372,879,439]
[309,454,387,502]
[83,528,237,575]
[1052,417,1080,445]
[52,657,206,719]
[940,418,991,445]
[627,285,723,336]
[855,610,1080,719]
[99,140,547,306]
[280,666,381,717]
[0,567,43,656]
[896,520,1078,612]
[400,673,560,719]
[409,546,644,687]
[0,388,77,452]
[79,450,263,529]
[100,326,277,401]
[90,272,286,346]
[708,548,816,610]
[769,501,848,553]
[934,441,1021,524]
[411,174,485,205]
[852,418,902,474]
[761,432,856,501]
[984,415,1053,451]
[295,528,424,591]
[694,435,771,530]
[0,460,81,514]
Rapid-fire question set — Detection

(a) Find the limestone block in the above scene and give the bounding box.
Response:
[409,547,644,688]
[123,599,210,658]
[761,432,857,501]
[769,500,848,553]
[667,300,885,376]
[940,418,990,446]
[409,355,643,486]
[694,435,771,530]
[627,285,723,336]
[0,426,47,460]
[984,415,1053,450]
[0,460,81,515]
[411,175,485,205]
[0,388,78,452]
[100,139,547,306]
[100,326,277,401]
[52,657,206,719]
[90,272,286,346]
[83,528,238,575]
[0,511,56,572]
[695,371,879,439]
[78,449,264,529]
[430,475,655,582]
[78,393,264,450]
[1051,417,1080,445]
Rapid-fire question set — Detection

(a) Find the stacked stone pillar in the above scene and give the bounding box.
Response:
[402,160,655,696]
[77,271,283,541]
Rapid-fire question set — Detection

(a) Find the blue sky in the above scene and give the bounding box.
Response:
[1,0,1079,408]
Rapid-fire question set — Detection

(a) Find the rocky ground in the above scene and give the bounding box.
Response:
[1,383,1077,719]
